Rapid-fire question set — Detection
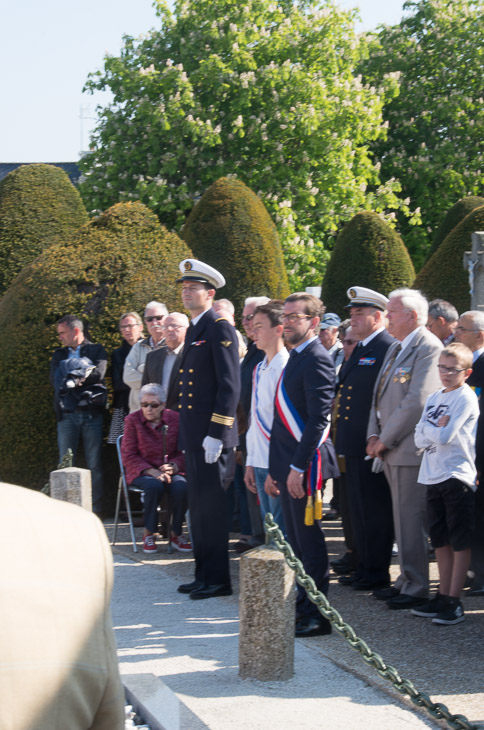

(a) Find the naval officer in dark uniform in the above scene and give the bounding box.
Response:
[267,292,339,637]
[176,259,240,599]
[335,287,395,592]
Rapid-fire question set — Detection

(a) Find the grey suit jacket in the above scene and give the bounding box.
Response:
[367,327,443,466]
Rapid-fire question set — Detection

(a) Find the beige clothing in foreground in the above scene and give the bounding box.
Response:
[0,483,125,730]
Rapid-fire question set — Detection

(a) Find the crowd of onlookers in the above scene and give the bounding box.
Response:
[49,285,484,628]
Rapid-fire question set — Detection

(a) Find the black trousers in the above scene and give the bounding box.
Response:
[345,455,394,584]
[184,449,234,586]
[279,478,329,620]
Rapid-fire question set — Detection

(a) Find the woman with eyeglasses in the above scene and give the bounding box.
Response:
[107,311,144,444]
[121,383,192,554]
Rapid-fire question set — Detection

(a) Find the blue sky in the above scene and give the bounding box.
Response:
[0,0,406,163]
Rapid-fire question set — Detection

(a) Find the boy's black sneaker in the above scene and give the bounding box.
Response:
[432,597,465,625]
[411,592,449,618]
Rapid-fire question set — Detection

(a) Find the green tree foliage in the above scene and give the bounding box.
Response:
[321,211,415,315]
[414,204,484,313]
[0,164,88,295]
[361,0,484,270]
[0,201,191,489]
[80,0,417,288]
[181,177,289,315]
[426,196,484,261]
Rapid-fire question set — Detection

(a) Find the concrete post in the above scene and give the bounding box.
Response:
[463,231,484,311]
[50,467,92,510]
[239,545,295,681]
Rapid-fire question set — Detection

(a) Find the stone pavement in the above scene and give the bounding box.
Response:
[106,514,484,730]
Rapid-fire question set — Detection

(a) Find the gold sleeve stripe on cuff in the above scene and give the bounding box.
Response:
[211,413,235,426]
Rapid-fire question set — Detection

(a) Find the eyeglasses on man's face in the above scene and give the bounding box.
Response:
[437,365,465,375]
[282,313,311,324]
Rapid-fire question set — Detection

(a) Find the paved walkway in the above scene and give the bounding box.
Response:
[107,514,484,730]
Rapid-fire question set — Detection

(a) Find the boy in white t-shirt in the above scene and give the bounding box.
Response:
[413,343,479,625]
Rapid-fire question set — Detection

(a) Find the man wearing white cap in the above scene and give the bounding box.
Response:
[176,259,240,599]
[335,287,395,592]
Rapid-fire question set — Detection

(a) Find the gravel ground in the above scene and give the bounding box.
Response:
[106,504,484,729]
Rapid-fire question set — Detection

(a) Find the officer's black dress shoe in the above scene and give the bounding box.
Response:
[331,552,356,574]
[189,584,233,600]
[386,593,427,610]
[178,580,203,594]
[338,574,358,586]
[295,616,332,637]
[352,579,390,591]
[373,586,399,601]
[467,585,484,596]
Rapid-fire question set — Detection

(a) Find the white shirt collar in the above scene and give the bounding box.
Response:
[399,327,421,354]
[360,326,385,347]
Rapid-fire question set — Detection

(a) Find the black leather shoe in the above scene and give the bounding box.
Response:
[352,579,390,591]
[338,574,358,586]
[295,616,332,637]
[178,580,203,594]
[189,584,233,600]
[387,593,427,610]
[373,586,399,601]
[331,552,356,574]
[467,585,484,596]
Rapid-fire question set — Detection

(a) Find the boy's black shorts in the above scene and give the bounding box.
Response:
[426,478,475,551]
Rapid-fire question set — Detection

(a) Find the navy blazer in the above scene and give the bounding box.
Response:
[335,329,395,456]
[269,338,339,483]
[177,309,240,451]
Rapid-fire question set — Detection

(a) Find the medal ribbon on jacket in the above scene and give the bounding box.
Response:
[275,371,330,524]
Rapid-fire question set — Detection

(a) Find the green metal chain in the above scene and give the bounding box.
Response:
[264,513,481,730]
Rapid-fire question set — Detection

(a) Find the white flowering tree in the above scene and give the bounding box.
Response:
[361,0,484,269]
[80,0,416,287]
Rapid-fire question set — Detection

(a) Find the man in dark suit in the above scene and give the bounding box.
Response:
[176,259,240,600]
[455,310,484,595]
[142,312,189,410]
[335,287,395,591]
[267,292,339,637]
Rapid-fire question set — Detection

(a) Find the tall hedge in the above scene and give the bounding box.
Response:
[321,212,416,316]
[414,204,484,313]
[0,201,191,489]
[426,196,484,262]
[0,164,88,295]
[181,177,289,316]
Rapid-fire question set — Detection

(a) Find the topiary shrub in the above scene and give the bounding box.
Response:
[414,204,484,313]
[426,196,484,262]
[181,177,290,316]
[0,201,191,489]
[0,164,88,295]
[321,211,416,316]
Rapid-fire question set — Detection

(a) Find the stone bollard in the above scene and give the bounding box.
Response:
[50,467,92,510]
[239,545,295,681]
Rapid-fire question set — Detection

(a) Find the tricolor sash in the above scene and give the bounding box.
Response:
[275,371,330,523]
[252,361,272,442]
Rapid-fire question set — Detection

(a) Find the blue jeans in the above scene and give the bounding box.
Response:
[57,411,104,513]
[254,466,286,537]
[131,474,188,535]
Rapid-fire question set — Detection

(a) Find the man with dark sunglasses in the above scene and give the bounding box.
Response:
[123,300,168,411]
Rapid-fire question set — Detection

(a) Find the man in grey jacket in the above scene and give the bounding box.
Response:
[367,289,442,609]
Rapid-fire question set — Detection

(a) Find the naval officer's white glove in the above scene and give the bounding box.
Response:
[371,456,384,473]
[202,436,223,464]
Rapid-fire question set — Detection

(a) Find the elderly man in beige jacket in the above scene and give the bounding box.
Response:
[0,483,125,730]
[367,288,443,610]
